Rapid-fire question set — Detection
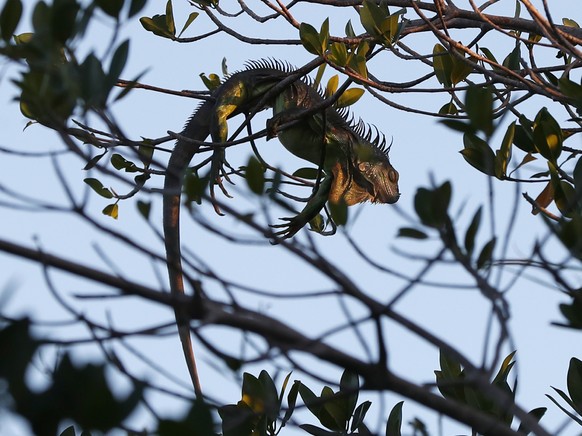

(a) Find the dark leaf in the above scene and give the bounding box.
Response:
[95,0,123,18]
[465,85,493,137]
[476,237,496,269]
[340,370,359,418]
[299,22,322,55]
[84,178,113,199]
[517,407,547,435]
[137,200,151,220]
[567,358,582,409]
[397,227,428,239]
[1,0,22,41]
[245,156,265,195]
[351,401,371,432]
[464,206,482,255]
[385,401,403,436]
[293,167,320,180]
[329,198,348,226]
[128,0,147,18]
[299,424,337,436]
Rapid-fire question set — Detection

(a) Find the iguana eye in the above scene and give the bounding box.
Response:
[358,162,371,172]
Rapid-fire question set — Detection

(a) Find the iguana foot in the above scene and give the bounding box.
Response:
[270,216,305,240]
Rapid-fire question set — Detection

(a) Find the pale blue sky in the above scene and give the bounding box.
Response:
[1,1,580,435]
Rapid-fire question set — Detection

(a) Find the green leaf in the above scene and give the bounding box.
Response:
[495,121,514,178]
[554,181,576,217]
[258,370,279,420]
[464,207,482,255]
[178,12,199,38]
[111,153,138,172]
[476,237,496,269]
[433,44,452,87]
[450,50,474,85]
[329,42,348,66]
[282,381,300,426]
[461,133,496,176]
[414,182,451,228]
[563,18,580,28]
[340,370,359,419]
[351,401,371,432]
[184,170,209,206]
[1,0,22,41]
[80,53,108,108]
[513,121,535,153]
[559,77,582,111]
[108,40,130,88]
[293,167,320,180]
[325,75,339,98]
[299,22,322,55]
[385,401,403,436]
[309,213,325,233]
[465,85,493,137]
[140,6,175,40]
[298,383,320,417]
[102,203,119,219]
[345,19,355,38]
[397,227,428,239]
[439,102,458,115]
[199,72,221,91]
[84,178,113,199]
[359,0,385,37]
[329,198,348,226]
[492,351,516,384]
[336,88,364,108]
[532,107,562,162]
[245,156,265,194]
[83,151,107,170]
[165,0,175,35]
[241,372,265,414]
[319,18,329,52]
[313,63,326,89]
[502,45,521,71]
[480,47,499,65]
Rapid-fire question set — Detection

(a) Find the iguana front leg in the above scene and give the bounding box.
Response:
[207,83,249,210]
[271,173,332,239]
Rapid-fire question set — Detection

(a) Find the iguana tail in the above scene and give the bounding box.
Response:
[163,100,214,397]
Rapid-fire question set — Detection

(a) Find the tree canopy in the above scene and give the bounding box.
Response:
[1,0,582,435]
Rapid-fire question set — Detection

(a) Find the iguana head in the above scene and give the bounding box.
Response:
[329,153,400,206]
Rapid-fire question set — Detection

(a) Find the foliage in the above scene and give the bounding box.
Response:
[1,0,582,435]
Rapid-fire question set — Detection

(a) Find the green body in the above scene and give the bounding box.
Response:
[163,60,400,394]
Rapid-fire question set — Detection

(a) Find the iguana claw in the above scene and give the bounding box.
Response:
[270,216,305,240]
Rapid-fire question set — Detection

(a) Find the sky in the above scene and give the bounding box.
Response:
[1,1,581,435]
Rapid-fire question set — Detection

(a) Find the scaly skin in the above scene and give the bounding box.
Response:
[163,61,400,394]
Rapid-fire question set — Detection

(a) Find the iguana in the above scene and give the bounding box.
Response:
[163,60,400,395]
